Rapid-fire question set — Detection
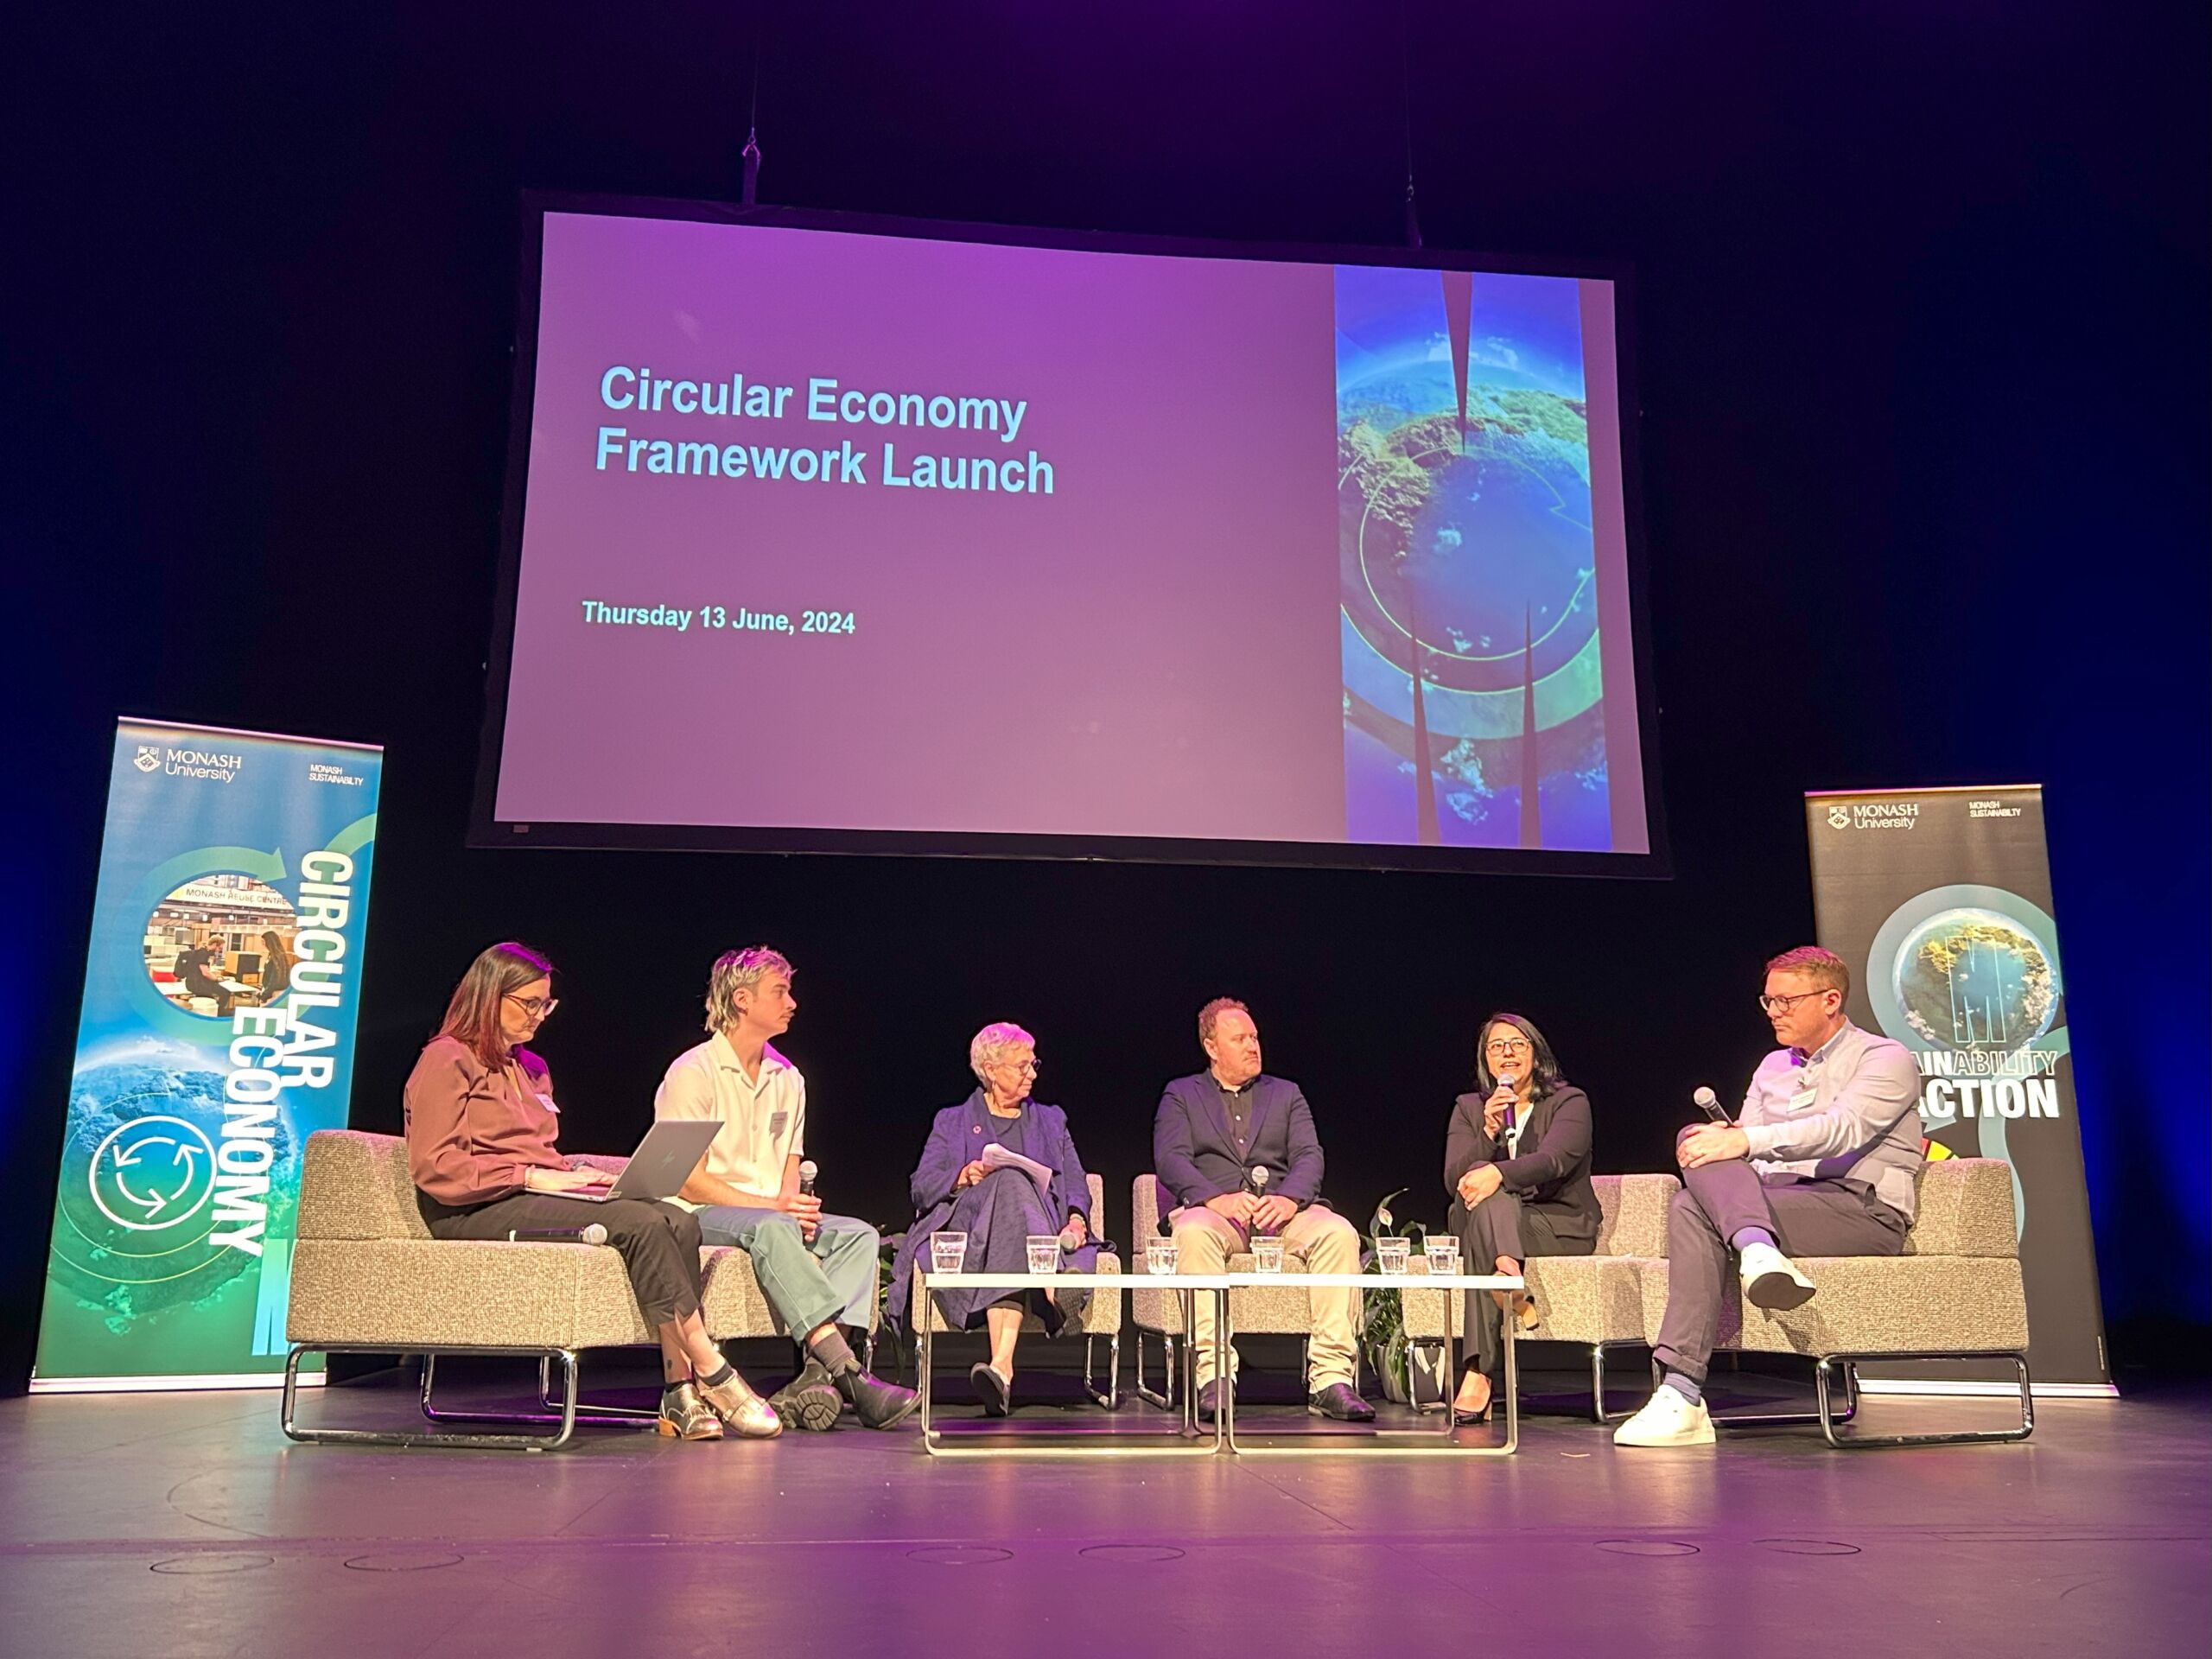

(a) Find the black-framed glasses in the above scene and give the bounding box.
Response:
[505,993,559,1020]
[1484,1036,1533,1056]
[1757,990,1829,1014]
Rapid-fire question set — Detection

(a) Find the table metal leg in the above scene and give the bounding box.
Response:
[917,1278,1224,1458]
[1227,1287,1522,1457]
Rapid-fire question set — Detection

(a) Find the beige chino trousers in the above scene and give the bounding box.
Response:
[1168,1203,1362,1390]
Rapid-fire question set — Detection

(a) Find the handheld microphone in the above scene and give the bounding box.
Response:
[798,1160,818,1197]
[1248,1164,1271,1198]
[1694,1086,1730,1125]
[507,1224,609,1246]
[1495,1061,1522,1141]
[1058,1220,1084,1254]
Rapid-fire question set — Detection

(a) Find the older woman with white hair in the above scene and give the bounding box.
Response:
[887,1022,1100,1415]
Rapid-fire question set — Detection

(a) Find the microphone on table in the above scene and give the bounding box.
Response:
[1694,1086,1731,1125]
[508,1224,609,1245]
[798,1159,818,1198]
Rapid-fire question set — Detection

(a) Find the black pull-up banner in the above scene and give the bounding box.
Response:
[1806,785,2109,1388]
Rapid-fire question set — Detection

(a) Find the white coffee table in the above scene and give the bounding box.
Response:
[914,1269,1231,1458]
[1212,1269,1526,1456]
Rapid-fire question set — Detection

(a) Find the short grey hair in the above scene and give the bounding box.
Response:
[969,1021,1036,1083]
[704,945,793,1033]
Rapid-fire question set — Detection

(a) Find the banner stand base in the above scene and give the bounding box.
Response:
[29,1372,325,1395]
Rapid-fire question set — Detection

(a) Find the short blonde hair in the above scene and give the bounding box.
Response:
[1198,996,1250,1046]
[969,1021,1036,1083]
[704,946,793,1033]
[1764,945,1849,997]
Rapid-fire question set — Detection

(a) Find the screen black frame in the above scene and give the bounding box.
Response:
[469,192,1670,879]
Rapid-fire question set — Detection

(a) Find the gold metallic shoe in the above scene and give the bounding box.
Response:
[696,1369,782,1439]
[656,1382,724,1441]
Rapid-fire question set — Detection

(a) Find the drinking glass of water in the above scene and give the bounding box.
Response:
[1424,1237,1461,1277]
[1026,1235,1061,1274]
[930,1231,969,1274]
[1146,1239,1180,1275]
[1375,1237,1412,1275]
[1252,1237,1287,1274]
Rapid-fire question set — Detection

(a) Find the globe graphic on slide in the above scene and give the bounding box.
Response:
[1891,908,2057,1052]
[1400,448,1592,683]
[1344,394,1599,699]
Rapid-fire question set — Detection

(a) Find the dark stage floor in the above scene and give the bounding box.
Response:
[3,1363,2204,1659]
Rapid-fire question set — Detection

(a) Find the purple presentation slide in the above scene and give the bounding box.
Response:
[491,211,1648,855]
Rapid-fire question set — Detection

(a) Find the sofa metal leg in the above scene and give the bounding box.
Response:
[1083,1332,1122,1410]
[1815,1353,2034,1448]
[1704,1354,1861,1429]
[1589,1342,1645,1423]
[1133,1327,1178,1410]
[283,1344,581,1451]
[422,1349,658,1432]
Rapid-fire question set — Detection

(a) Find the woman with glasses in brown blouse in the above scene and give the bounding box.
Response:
[403,941,779,1440]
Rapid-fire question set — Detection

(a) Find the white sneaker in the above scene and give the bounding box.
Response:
[1612,1384,1716,1446]
[1739,1242,1817,1311]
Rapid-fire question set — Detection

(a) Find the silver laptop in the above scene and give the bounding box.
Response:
[569,1120,721,1203]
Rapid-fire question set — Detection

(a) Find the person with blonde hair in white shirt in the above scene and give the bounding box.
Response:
[655,946,918,1433]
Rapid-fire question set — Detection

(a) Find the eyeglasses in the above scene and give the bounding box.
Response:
[1758,990,1829,1014]
[993,1056,1039,1076]
[505,993,559,1021]
[1484,1037,1533,1056]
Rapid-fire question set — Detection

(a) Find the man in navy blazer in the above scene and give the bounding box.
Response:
[1154,999,1374,1422]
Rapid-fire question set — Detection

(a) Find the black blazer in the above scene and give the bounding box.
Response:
[1441,1084,1599,1243]
[1154,1071,1325,1211]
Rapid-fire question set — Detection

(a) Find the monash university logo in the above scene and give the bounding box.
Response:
[1838,800,1919,831]
[154,747,245,784]
[133,746,162,773]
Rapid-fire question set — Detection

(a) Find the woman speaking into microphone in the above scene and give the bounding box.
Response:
[1440,1012,1599,1422]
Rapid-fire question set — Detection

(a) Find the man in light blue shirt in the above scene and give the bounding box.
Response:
[1616,946,1923,1447]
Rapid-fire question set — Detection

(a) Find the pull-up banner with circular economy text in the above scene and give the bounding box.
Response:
[32,720,380,1391]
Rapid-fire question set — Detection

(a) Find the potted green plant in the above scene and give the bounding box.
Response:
[1362,1189,1420,1402]
[1362,1190,1450,1408]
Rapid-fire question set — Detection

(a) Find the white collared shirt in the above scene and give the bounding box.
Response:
[653,1031,805,1211]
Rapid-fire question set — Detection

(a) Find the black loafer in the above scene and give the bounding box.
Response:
[1307,1382,1377,1422]
[970,1363,1012,1417]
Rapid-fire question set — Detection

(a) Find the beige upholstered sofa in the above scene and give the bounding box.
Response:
[1129,1160,2031,1446]
[906,1172,1122,1407]
[283,1128,872,1449]
[1400,1172,1680,1419]
[1635,1156,2032,1446]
